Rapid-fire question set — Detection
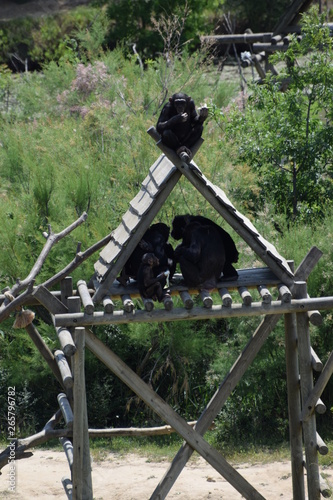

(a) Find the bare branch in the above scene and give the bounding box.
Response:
[0,410,70,472]
[8,212,88,298]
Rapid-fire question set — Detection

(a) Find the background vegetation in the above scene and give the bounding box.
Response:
[0,2,333,457]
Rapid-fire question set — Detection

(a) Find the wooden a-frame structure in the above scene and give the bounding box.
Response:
[1,127,333,499]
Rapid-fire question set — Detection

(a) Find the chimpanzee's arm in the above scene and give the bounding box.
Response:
[157,104,184,133]
[175,239,201,264]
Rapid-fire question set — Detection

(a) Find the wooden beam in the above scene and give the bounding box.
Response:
[301,347,333,422]
[25,322,64,387]
[54,296,333,327]
[201,33,273,44]
[284,312,305,500]
[295,282,320,498]
[72,327,93,500]
[32,285,68,315]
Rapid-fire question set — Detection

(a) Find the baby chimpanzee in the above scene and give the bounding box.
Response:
[137,253,170,302]
[156,92,208,163]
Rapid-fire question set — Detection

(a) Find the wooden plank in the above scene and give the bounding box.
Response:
[57,393,73,429]
[257,285,272,304]
[59,436,74,472]
[129,188,155,216]
[54,296,333,328]
[61,477,73,500]
[61,276,73,309]
[315,399,326,415]
[301,348,333,422]
[121,209,141,234]
[112,223,132,246]
[219,287,232,307]
[93,160,181,302]
[84,328,265,499]
[102,295,114,314]
[238,286,252,306]
[311,347,323,372]
[292,247,323,281]
[77,280,94,315]
[32,285,68,315]
[316,433,328,456]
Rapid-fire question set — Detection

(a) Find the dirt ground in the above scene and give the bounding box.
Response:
[1,449,332,499]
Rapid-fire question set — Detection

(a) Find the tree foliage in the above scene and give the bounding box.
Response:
[221,9,333,222]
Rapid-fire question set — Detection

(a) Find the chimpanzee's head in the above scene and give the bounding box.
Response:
[170,93,190,114]
[171,215,190,240]
[142,253,159,267]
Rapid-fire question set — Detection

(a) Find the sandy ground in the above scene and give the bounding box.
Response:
[1,449,332,499]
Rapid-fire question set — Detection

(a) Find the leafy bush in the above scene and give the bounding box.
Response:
[220,9,333,222]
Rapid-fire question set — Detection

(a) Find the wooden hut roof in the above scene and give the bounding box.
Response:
[92,127,294,305]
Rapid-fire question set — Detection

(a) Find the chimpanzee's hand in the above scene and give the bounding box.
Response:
[199,106,208,121]
[170,113,188,125]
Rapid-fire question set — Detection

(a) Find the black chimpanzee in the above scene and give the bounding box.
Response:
[171,215,239,285]
[173,221,226,290]
[156,92,208,163]
[118,223,175,285]
[137,253,170,302]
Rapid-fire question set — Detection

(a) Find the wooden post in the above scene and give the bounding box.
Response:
[77,280,94,315]
[295,282,320,500]
[57,327,77,357]
[61,276,73,309]
[54,350,74,390]
[219,287,232,307]
[72,327,93,500]
[284,313,305,500]
[238,286,252,305]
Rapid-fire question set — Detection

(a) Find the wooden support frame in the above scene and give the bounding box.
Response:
[1,114,332,499]
[84,328,265,499]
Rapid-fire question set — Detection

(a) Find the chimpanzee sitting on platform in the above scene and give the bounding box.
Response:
[173,221,225,290]
[156,92,208,163]
[118,223,175,286]
[137,253,170,302]
[171,215,239,289]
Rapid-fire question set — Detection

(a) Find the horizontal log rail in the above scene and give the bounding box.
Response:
[54,296,333,327]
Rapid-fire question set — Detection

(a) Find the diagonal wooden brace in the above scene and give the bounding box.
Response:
[85,328,265,500]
